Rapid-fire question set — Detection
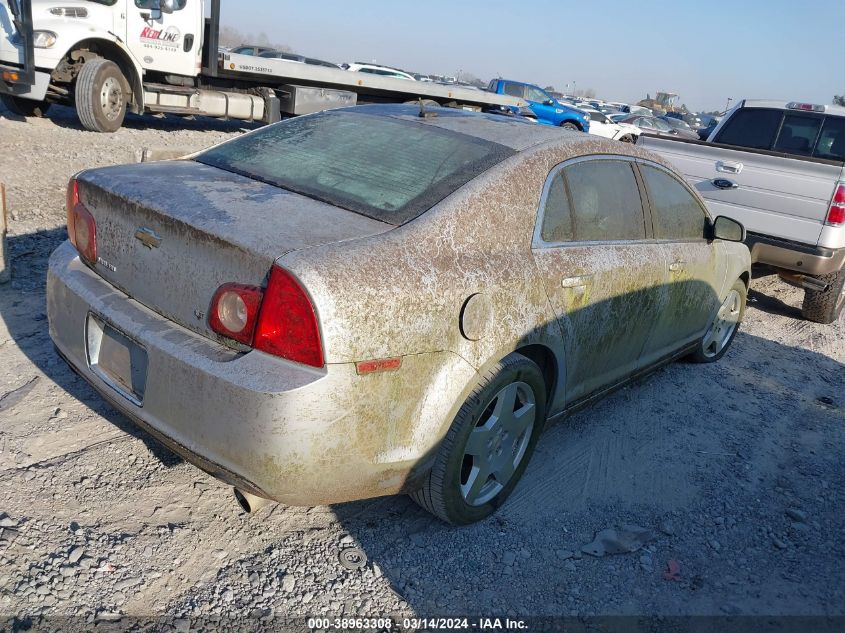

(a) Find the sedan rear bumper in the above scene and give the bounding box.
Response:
[47,241,470,505]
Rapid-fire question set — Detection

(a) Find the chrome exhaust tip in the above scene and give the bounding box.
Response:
[234,488,274,513]
[778,271,829,293]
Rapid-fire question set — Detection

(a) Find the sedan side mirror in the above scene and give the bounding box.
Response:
[711,215,745,242]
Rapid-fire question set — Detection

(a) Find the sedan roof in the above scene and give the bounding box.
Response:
[341,104,585,151]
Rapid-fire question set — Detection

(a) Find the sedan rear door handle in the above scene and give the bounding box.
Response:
[562,275,592,288]
[669,261,686,272]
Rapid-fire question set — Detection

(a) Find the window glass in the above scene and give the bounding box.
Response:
[503,83,525,99]
[814,117,845,161]
[525,86,550,103]
[653,118,672,132]
[773,114,821,156]
[564,161,645,241]
[715,108,782,150]
[196,111,515,226]
[135,0,187,8]
[640,165,707,240]
[637,118,654,129]
[540,174,574,243]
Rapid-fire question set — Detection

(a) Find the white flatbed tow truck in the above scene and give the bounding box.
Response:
[0,0,524,132]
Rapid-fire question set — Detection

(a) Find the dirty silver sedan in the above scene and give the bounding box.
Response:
[48,104,750,525]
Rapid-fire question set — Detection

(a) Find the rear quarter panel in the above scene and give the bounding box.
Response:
[279,137,679,435]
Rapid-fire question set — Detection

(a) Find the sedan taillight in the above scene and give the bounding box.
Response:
[66,178,97,265]
[208,283,264,345]
[209,266,324,368]
[254,266,324,368]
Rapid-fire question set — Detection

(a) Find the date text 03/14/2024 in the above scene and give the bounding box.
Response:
[307,617,529,631]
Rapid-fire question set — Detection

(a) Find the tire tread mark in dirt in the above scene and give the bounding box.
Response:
[0,377,39,412]
[0,434,133,480]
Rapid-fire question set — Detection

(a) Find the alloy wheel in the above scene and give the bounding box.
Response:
[702,289,742,358]
[460,381,536,506]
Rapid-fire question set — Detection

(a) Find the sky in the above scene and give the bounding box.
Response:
[220,0,842,113]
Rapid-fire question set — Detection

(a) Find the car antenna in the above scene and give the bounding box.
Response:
[418,98,437,119]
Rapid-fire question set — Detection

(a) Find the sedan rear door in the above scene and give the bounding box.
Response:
[531,157,665,404]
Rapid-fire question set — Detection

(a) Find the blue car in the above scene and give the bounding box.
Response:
[486,79,590,131]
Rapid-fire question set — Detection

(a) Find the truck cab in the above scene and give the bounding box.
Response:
[486,79,589,132]
[1,0,202,128]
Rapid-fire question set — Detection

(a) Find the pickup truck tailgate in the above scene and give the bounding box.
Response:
[638,135,845,247]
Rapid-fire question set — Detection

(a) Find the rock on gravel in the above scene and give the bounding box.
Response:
[68,546,85,563]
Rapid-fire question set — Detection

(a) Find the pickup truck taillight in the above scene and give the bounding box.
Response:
[66,179,97,265]
[827,183,845,226]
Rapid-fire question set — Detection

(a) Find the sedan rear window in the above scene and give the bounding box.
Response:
[196,111,514,225]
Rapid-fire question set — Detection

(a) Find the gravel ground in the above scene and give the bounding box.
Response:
[1,105,844,629]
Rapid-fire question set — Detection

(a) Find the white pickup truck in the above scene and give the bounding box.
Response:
[639,100,845,323]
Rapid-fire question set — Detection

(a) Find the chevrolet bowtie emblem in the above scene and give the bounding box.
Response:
[134,227,162,249]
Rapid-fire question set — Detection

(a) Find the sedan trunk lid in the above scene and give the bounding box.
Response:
[77,160,392,344]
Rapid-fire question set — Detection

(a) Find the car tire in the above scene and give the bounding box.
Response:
[802,268,845,324]
[688,279,746,363]
[619,134,635,143]
[75,58,129,133]
[410,353,547,525]
[560,121,581,131]
[0,94,50,118]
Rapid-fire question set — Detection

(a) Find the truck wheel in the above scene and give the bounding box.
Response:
[75,58,129,133]
[0,94,50,117]
[802,269,845,324]
[560,121,581,131]
[688,279,746,363]
[410,353,546,525]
